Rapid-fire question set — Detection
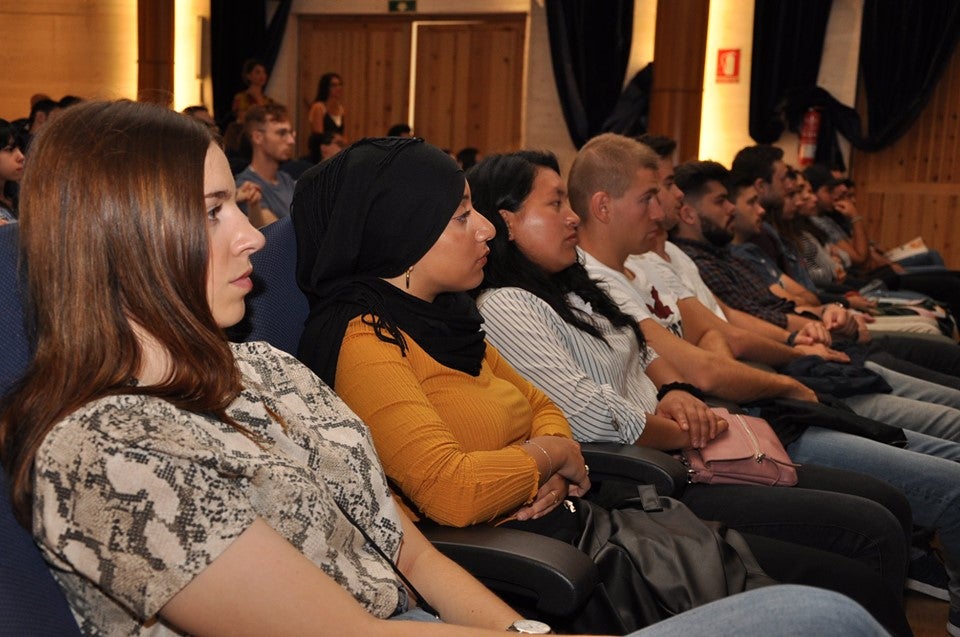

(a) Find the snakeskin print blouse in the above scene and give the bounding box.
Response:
[33,342,405,636]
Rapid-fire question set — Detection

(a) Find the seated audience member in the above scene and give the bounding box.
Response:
[456,147,482,171]
[1,98,586,637]
[182,104,219,134]
[304,130,346,164]
[236,104,296,227]
[386,123,413,137]
[0,120,24,223]
[729,167,950,338]
[747,150,960,320]
[466,148,916,635]
[17,98,58,152]
[670,159,960,432]
[231,58,275,122]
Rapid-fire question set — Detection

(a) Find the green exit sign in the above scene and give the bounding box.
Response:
[388,0,416,11]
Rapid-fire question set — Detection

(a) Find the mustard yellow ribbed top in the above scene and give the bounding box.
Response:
[335,317,573,527]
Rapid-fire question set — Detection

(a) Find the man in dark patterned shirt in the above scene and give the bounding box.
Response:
[671,160,858,336]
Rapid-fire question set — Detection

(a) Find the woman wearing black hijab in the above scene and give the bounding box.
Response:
[292,137,591,530]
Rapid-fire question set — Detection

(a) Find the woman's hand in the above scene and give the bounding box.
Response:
[655,390,721,449]
[514,473,569,521]
[524,436,590,496]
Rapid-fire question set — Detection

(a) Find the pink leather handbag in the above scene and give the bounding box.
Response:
[679,408,799,486]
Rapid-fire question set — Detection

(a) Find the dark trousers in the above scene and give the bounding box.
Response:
[680,463,912,637]
[866,334,960,390]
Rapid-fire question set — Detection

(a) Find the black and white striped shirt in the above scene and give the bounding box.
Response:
[476,287,657,445]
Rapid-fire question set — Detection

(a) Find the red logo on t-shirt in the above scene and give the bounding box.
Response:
[646,286,674,320]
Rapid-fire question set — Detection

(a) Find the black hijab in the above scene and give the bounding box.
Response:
[292,137,486,387]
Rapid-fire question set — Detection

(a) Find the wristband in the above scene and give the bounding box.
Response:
[656,382,705,402]
[786,331,799,346]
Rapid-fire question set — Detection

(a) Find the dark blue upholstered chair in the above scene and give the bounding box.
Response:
[0,223,83,636]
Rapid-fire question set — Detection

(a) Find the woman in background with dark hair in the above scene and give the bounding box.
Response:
[309,72,345,137]
[231,58,275,121]
[0,119,24,223]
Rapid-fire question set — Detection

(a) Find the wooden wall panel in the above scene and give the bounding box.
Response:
[297,16,411,147]
[414,18,525,154]
[851,41,960,268]
[648,0,709,161]
[0,0,138,120]
[137,0,175,106]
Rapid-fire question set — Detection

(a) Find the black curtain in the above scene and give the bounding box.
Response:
[211,0,293,127]
[748,0,833,145]
[750,0,960,161]
[600,63,653,138]
[854,0,960,151]
[545,0,634,148]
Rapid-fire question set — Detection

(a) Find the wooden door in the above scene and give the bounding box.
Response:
[298,16,412,146]
[296,14,526,158]
[413,16,526,155]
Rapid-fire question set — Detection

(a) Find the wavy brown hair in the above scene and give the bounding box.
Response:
[0,101,243,526]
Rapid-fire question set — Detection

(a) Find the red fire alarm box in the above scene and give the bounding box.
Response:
[717,49,740,83]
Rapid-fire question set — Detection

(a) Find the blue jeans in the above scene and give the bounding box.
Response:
[626,585,888,637]
[843,361,960,442]
[788,426,960,611]
[397,587,888,636]
[389,607,442,622]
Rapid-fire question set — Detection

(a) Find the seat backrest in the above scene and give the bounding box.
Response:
[0,223,30,398]
[0,223,83,636]
[228,216,309,355]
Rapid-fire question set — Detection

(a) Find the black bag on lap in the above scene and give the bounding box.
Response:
[504,483,774,631]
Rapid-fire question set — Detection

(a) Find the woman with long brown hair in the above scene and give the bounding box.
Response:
[0,100,530,636]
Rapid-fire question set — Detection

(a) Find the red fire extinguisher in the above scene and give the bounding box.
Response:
[798,107,821,167]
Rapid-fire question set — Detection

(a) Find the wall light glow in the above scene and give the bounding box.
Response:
[174,0,212,111]
[698,0,754,164]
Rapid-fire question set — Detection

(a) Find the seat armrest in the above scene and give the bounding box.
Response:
[580,442,688,497]
[419,521,599,617]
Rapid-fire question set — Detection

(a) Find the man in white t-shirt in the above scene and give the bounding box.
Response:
[567,133,815,402]
[574,133,843,370]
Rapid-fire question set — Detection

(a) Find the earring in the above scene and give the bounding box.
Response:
[405,266,413,289]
